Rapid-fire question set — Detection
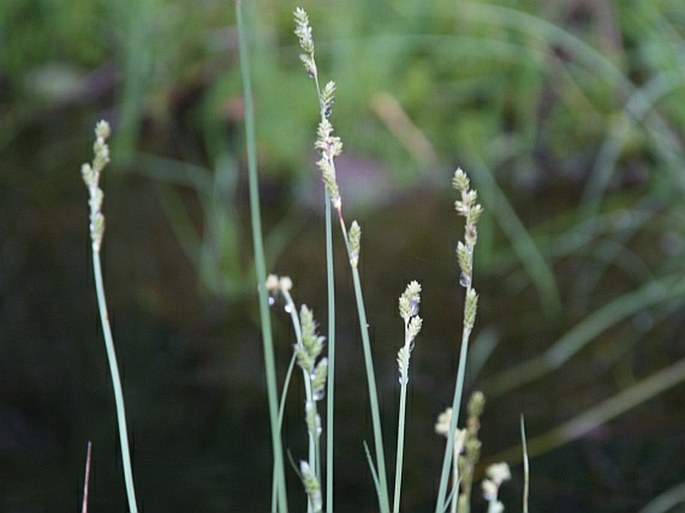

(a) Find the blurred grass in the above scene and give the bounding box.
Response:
[1,0,685,512]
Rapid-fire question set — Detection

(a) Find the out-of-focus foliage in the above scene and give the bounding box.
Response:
[2,1,685,512]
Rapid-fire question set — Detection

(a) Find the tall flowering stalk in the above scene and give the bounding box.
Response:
[435,168,483,513]
[393,281,423,513]
[81,121,139,513]
[266,275,327,513]
[294,9,339,510]
[294,8,390,513]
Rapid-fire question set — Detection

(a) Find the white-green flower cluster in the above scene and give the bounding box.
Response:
[294,7,343,213]
[294,7,316,78]
[300,460,323,513]
[81,120,111,253]
[452,168,482,334]
[297,305,328,401]
[267,272,327,507]
[435,391,492,513]
[314,119,342,211]
[397,281,423,384]
[266,274,328,402]
[482,462,511,513]
[452,168,483,235]
[434,407,466,451]
[265,274,293,297]
[347,220,361,268]
[320,81,336,119]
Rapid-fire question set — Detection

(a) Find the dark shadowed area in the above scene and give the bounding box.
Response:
[2,1,685,512]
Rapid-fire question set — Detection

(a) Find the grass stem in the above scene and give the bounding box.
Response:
[324,195,336,513]
[235,1,288,511]
[349,258,390,513]
[435,169,482,513]
[393,281,422,513]
[92,252,139,513]
[434,321,471,513]
[487,356,685,465]
[521,415,529,513]
[392,383,409,513]
[81,120,139,513]
[80,441,93,513]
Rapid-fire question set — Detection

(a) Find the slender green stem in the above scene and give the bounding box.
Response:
[235,2,288,511]
[333,213,389,513]
[92,251,139,513]
[281,291,317,478]
[348,256,390,513]
[363,440,381,493]
[435,169,482,513]
[81,440,92,513]
[435,318,472,513]
[282,290,303,342]
[273,353,297,509]
[296,9,384,509]
[393,283,422,513]
[301,20,336,510]
[392,381,409,513]
[449,451,458,513]
[277,354,298,431]
[521,415,529,513]
[324,195,336,513]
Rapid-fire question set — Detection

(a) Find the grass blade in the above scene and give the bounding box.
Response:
[81,121,139,513]
[488,274,685,396]
[488,357,685,464]
[521,415,529,513]
[235,1,288,510]
[324,195,336,512]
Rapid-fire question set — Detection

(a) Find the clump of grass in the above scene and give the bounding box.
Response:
[295,6,393,512]
[293,6,342,510]
[80,120,139,513]
[247,8,516,513]
[79,6,518,513]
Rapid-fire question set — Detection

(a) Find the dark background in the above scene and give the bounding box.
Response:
[2,1,685,511]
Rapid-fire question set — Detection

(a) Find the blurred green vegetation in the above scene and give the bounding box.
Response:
[2,0,685,512]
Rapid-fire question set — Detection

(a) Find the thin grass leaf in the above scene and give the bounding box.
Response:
[521,415,529,513]
[467,158,561,316]
[488,357,685,465]
[489,274,685,396]
[363,440,382,506]
[637,481,685,513]
[235,1,288,510]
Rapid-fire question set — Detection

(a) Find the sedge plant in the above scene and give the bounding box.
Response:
[393,281,423,513]
[70,3,685,511]
[243,6,517,513]
[293,8,338,510]
[434,169,484,513]
[266,275,328,513]
[80,121,139,513]
[75,10,516,513]
[294,8,390,512]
